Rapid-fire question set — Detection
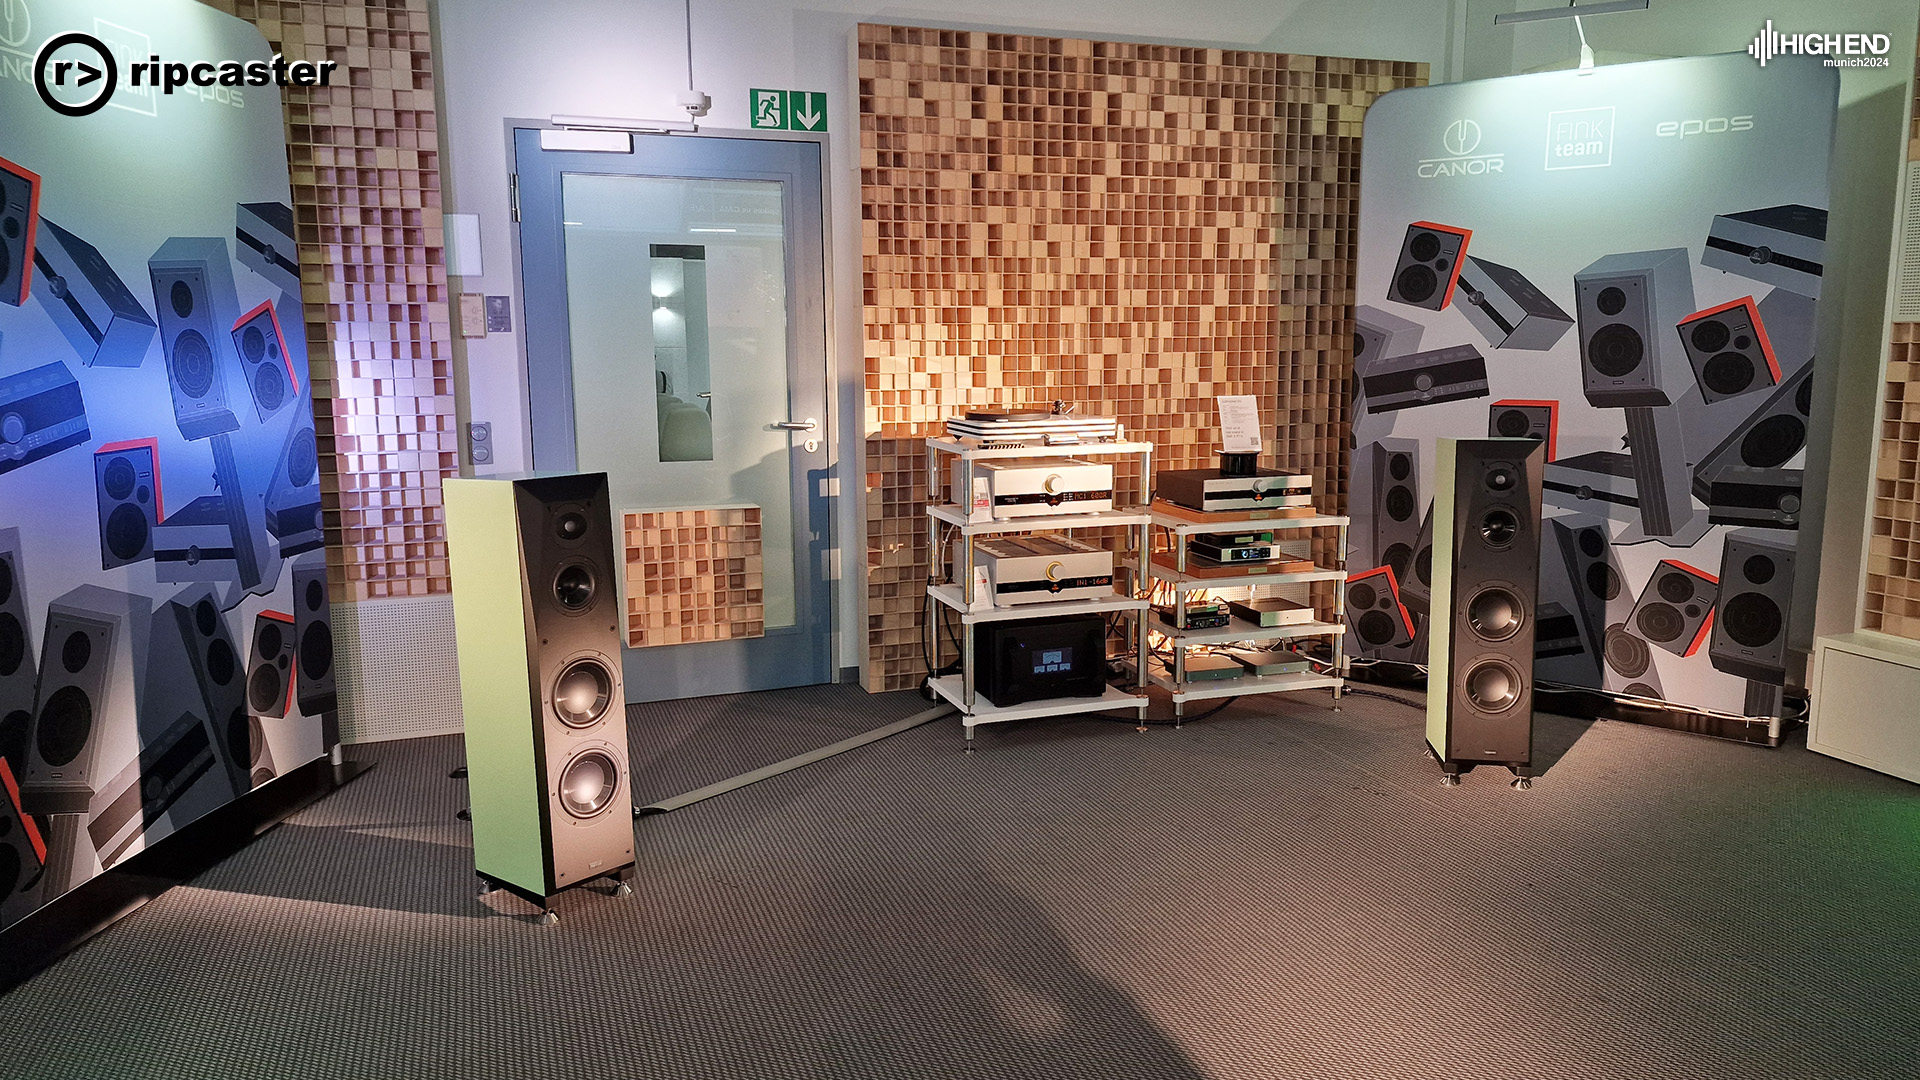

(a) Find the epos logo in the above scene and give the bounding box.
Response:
[1417,118,1504,179]
[1655,115,1754,139]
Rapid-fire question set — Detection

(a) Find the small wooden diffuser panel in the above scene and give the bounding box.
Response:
[622,508,767,649]
[203,0,457,603]
[857,23,1424,689]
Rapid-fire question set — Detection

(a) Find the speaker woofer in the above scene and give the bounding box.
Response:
[552,659,614,728]
[1588,324,1644,377]
[1396,264,1437,304]
[1463,659,1523,713]
[1702,352,1754,396]
[1636,603,1684,643]
[1604,623,1649,677]
[1479,508,1519,549]
[171,330,214,397]
[1723,593,1783,648]
[36,685,92,767]
[1467,587,1524,642]
[558,749,621,819]
[1357,609,1398,646]
[553,562,597,613]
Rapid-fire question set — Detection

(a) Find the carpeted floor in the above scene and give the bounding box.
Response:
[4,682,1918,1080]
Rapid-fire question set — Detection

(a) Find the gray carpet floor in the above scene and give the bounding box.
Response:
[5,681,1918,1080]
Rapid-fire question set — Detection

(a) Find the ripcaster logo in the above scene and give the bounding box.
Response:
[1418,118,1505,178]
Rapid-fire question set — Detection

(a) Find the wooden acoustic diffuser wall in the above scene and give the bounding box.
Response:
[1863,29,1920,640]
[858,24,1424,690]
[201,0,457,603]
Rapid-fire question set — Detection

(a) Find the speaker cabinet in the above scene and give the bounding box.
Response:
[1402,504,1436,620]
[0,529,38,784]
[1345,566,1415,654]
[0,361,91,478]
[1352,439,1420,583]
[1354,305,1424,375]
[0,155,41,308]
[1387,221,1470,310]
[1710,529,1796,683]
[264,400,324,557]
[0,759,47,930]
[231,301,298,424]
[292,557,335,716]
[1691,363,1814,501]
[93,439,163,570]
[20,586,149,815]
[1545,515,1632,670]
[246,611,296,721]
[145,585,247,800]
[1622,403,1698,539]
[1425,438,1545,775]
[1573,249,1695,408]
[236,202,301,297]
[33,218,156,368]
[86,707,217,869]
[1487,400,1558,461]
[1678,296,1778,403]
[1628,560,1719,658]
[1455,256,1573,351]
[445,473,634,906]
[149,237,240,442]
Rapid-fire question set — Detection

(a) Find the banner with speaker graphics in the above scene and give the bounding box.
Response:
[1351,52,1835,719]
[0,0,332,934]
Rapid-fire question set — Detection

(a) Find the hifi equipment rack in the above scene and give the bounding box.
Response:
[1140,506,1351,720]
[924,437,1154,745]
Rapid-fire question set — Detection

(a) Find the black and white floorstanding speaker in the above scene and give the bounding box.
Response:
[1425,438,1545,785]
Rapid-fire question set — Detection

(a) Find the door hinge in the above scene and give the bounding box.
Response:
[509,173,520,223]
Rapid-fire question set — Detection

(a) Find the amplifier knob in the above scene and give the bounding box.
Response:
[1043,474,1062,494]
[1045,561,1062,581]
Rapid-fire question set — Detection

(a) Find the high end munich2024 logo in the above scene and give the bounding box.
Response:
[1749,20,1891,68]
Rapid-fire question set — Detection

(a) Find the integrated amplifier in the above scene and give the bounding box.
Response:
[1155,601,1231,630]
[959,534,1114,606]
[1182,654,1244,681]
[1227,597,1314,627]
[1158,468,1312,513]
[952,457,1114,520]
[1187,540,1290,564]
[1194,530,1273,547]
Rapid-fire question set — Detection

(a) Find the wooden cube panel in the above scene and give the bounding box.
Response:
[1867,322,1920,641]
[202,0,455,604]
[623,508,767,648]
[857,24,1423,689]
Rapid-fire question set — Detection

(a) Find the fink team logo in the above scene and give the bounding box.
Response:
[1748,20,1892,68]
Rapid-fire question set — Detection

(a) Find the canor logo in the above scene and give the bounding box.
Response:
[1442,119,1481,157]
[1418,118,1503,179]
[1749,19,1891,68]
[0,0,31,50]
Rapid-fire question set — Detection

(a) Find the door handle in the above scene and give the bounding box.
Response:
[775,418,818,432]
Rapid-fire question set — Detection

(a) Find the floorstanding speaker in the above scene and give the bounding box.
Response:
[445,473,635,915]
[0,528,37,784]
[0,758,47,930]
[145,584,247,800]
[1425,438,1545,783]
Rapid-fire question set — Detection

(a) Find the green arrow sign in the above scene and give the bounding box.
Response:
[750,89,826,131]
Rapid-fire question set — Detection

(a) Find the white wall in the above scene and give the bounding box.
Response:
[428,0,1456,674]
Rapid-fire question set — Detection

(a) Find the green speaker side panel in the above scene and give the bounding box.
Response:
[444,478,547,895]
[1425,439,1459,755]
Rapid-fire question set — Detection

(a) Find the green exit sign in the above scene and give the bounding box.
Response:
[750,89,827,131]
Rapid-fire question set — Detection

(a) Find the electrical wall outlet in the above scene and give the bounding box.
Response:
[467,421,493,466]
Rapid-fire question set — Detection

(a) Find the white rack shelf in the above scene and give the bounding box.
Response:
[926,675,1147,728]
[1152,563,1350,590]
[926,437,1155,460]
[1140,661,1343,703]
[927,584,1148,623]
[1149,509,1351,534]
[927,504,1153,535]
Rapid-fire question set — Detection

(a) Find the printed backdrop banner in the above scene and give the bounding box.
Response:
[0,0,331,936]
[1350,52,1836,718]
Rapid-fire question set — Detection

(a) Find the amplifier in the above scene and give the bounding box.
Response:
[1543,451,1638,520]
[87,709,215,867]
[953,457,1114,520]
[1182,654,1243,681]
[1360,344,1490,413]
[153,496,244,583]
[1228,597,1314,627]
[1155,601,1230,630]
[1227,647,1312,676]
[1702,204,1826,299]
[1158,468,1312,513]
[1188,540,1289,564]
[0,362,91,477]
[959,534,1114,606]
[1534,601,1585,660]
[1195,530,1273,547]
[1706,468,1802,529]
[973,615,1108,706]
